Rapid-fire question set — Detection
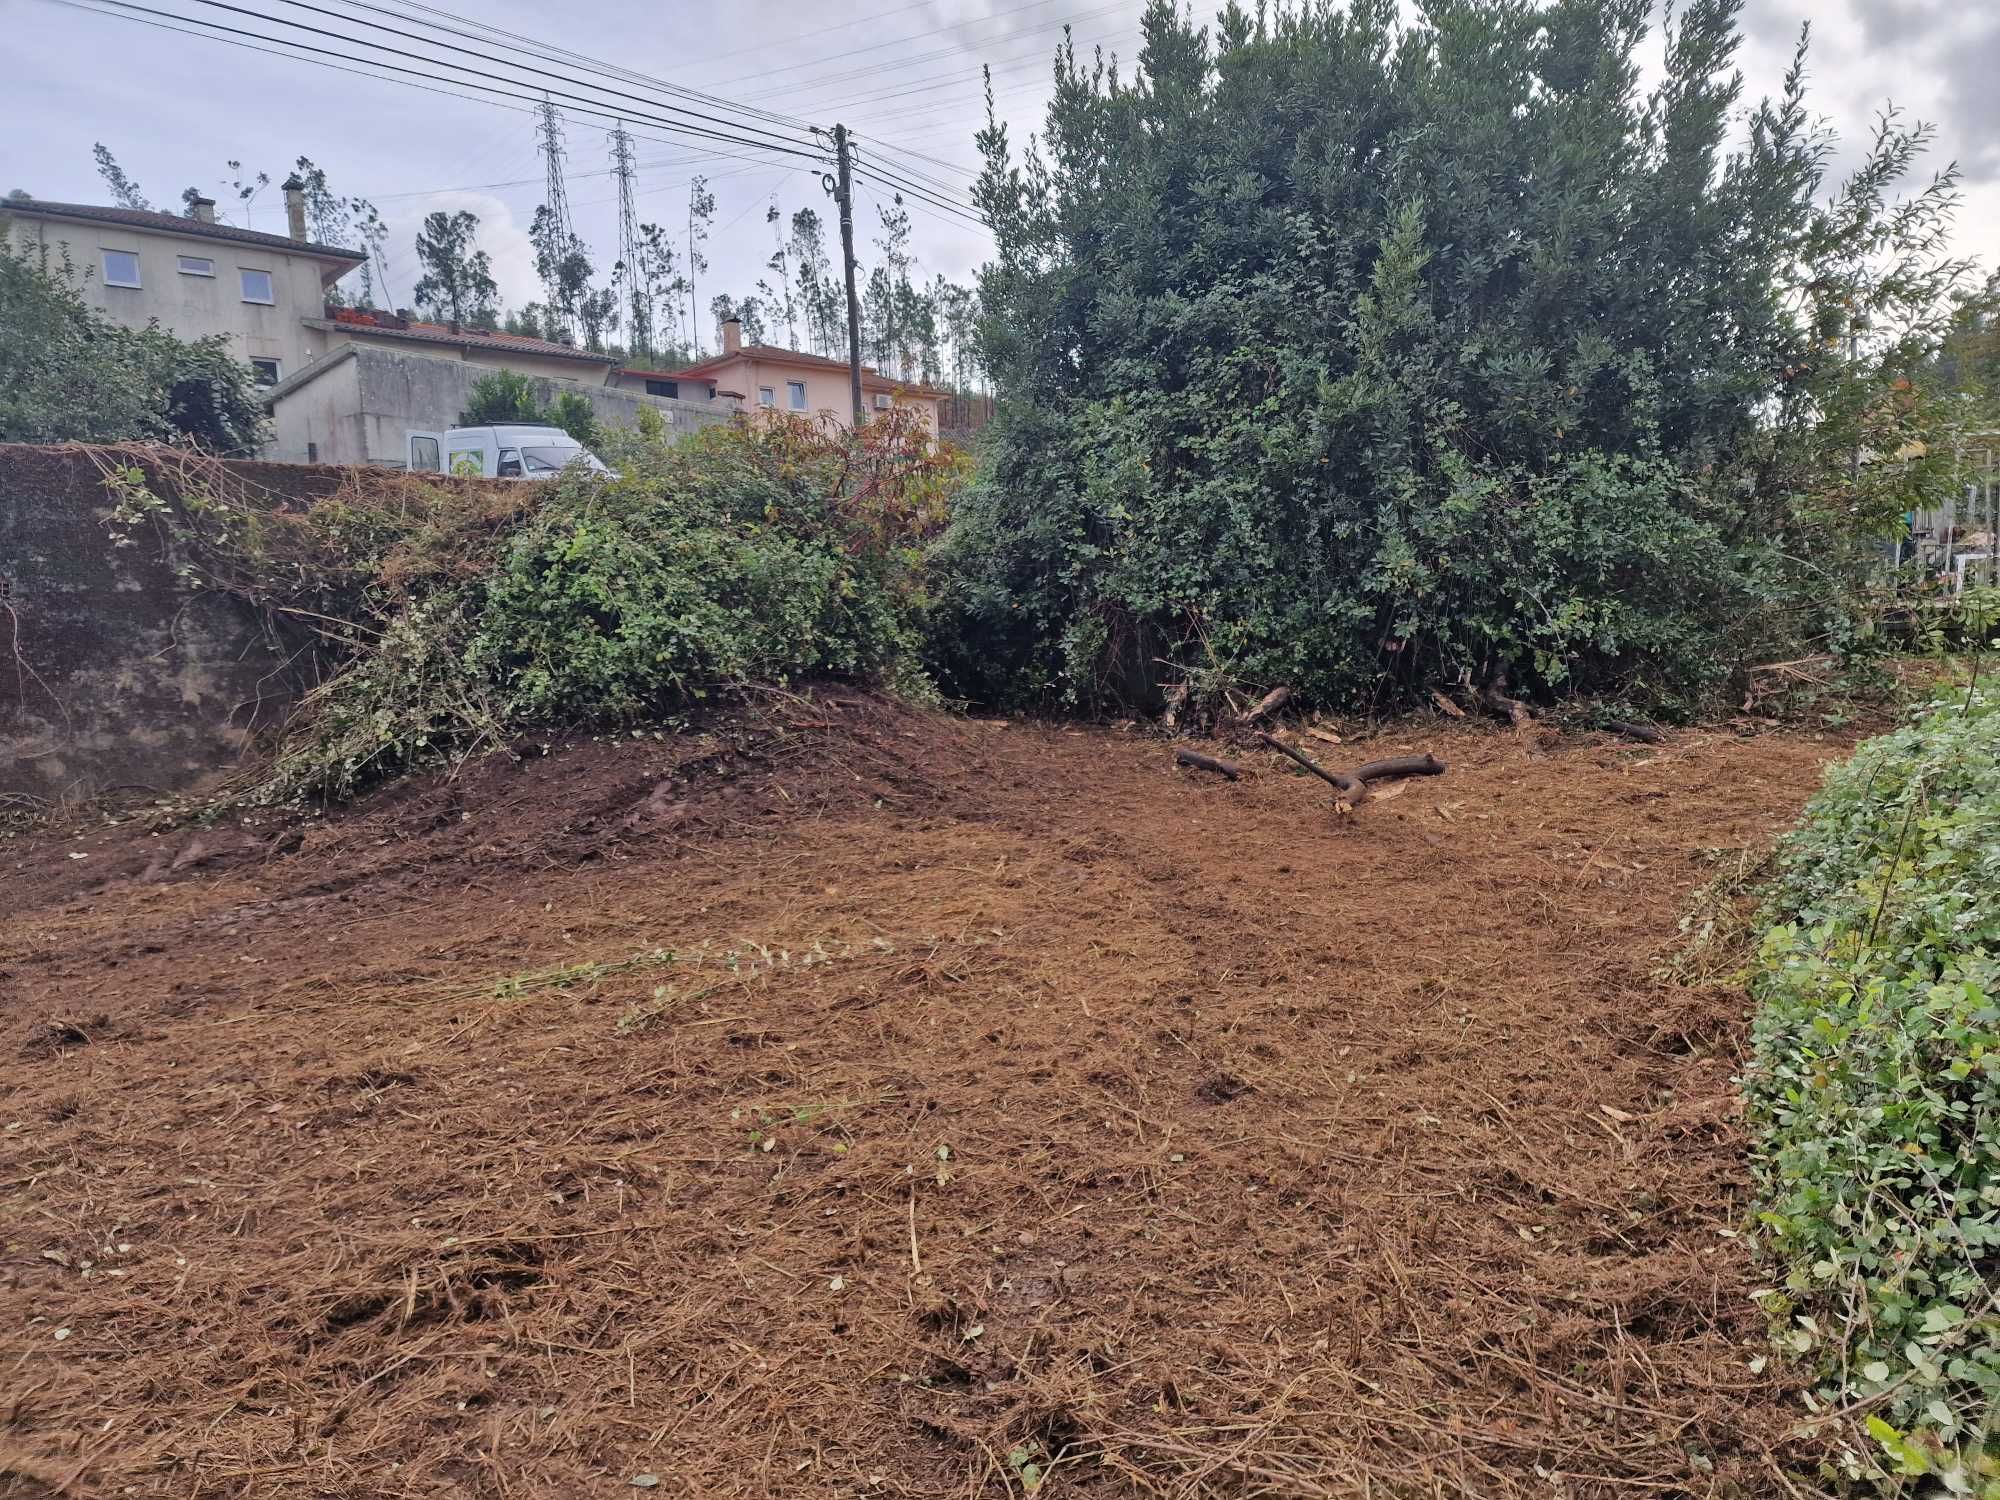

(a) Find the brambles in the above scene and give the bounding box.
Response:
[95,414,963,803]
[1745,687,2000,1488]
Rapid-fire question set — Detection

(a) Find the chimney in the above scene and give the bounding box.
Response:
[188,195,217,224]
[281,172,307,242]
[721,315,742,355]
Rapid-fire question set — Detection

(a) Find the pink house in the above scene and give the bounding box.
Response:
[620,316,948,436]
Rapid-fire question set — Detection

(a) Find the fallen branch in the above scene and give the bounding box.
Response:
[1237,685,1292,726]
[1429,689,1466,719]
[1353,753,1447,781]
[1255,731,1367,802]
[1603,720,1665,745]
[1174,748,1243,781]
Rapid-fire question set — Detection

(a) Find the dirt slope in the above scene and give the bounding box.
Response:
[0,698,1846,1498]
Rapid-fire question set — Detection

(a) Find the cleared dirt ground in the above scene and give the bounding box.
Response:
[0,700,1849,1498]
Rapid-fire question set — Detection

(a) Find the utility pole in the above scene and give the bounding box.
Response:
[822,124,866,428]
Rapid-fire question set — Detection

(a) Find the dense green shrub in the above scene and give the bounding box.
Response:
[1747,687,2000,1489]
[940,0,1971,713]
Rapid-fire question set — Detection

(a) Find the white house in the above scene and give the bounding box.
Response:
[4,183,367,391]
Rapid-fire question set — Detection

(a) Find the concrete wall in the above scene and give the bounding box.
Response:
[0,446,330,798]
[0,445,528,799]
[323,330,619,384]
[8,214,346,380]
[269,346,736,465]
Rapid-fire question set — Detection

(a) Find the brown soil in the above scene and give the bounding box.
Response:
[0,696,1849,1498]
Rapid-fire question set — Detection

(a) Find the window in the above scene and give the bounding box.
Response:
[409,436,441,473]
[177,255,215,277]
[873,392,893,410]
[239,267,275,304]
[102,249,141,288]
[248,357,281,387]
[757,386,776,408]
[644,379,679,399]
[497,447,523,478]
[787,381,807,411]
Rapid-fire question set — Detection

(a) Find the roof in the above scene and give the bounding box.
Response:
[307,317,619,366]
[650,344,950,401]
[3,197,366,264]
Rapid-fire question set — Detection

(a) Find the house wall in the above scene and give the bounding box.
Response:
[268,346,736,465]
[7,213,344,379]
[708,355,941,437]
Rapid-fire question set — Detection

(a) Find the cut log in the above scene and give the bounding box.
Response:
[1174,748,1243,781]
[1604,720,1665,745]
[1353,753,1447,782]
[1255,731,1368,803]
[1238,685,1293,725]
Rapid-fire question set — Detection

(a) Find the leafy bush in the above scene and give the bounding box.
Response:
[1747,686,2000,1488]
[943,2,1971,714]
[460,369,541,425]
[0,237,267,452]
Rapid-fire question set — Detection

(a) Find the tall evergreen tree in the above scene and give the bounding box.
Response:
[412,210,499,330]
[943,0,1970,711]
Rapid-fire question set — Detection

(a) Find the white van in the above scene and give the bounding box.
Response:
[407,425,609,480]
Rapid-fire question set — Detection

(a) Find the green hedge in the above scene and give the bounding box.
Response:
[1747,686,2000,1489]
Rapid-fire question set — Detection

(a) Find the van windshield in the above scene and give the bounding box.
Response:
[520,445,607,474]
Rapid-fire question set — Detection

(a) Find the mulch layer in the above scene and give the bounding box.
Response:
[0,696,1851,1497]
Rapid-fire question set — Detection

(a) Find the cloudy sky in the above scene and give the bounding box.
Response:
[5,0,1995,353]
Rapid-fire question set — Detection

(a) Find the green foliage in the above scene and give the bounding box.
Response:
[459,372,603,449]
[412,210,499,329]
[124,413,960,802]
[1747,688,2000,1489]
[462,370,543,425]
[0,239,267,452]
[546,391,601,449]
[943,0,1970,714]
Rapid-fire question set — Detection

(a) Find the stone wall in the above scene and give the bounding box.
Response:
[0,444,494,800]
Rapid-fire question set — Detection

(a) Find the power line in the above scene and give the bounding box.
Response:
[328,0,815,135]
[192,0,825,159]
[733,0,1134,113]
[714,0,1075,92]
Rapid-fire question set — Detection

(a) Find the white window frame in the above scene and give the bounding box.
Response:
[177,255,215,277]
[787,380,807,411]
[238,267,276,305]
[248,357,282,387]
[102,249,142,288]
[757,386,776,408]
[873,392,893,410]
